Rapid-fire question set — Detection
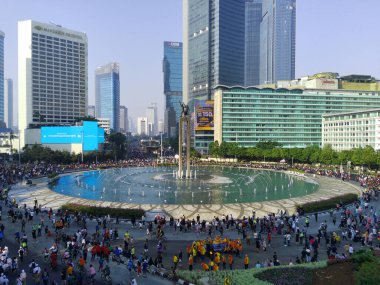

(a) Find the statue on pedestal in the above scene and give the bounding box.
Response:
[180,102,190,117]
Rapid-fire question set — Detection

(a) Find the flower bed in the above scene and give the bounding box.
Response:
[297,193,358,213]
[61,203,145,219]
[177,261,326,285]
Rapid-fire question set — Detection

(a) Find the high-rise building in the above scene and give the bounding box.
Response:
[245,0,262,86]
[158,120,164,134]
[137,117,148,136]
[0,31,4,124]
[214,73,380,148]
[183,0,247,153]
[163,41,182,137]
[95,62,120,132]
[87,105,95,118]
[183,0,246,103]
[119,106,128,134]
[4,79,13,129]
[260,0,296,84]
[18,20,88,146]
[146,103,157,136]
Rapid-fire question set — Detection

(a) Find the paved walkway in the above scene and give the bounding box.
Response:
[0,180,377,285]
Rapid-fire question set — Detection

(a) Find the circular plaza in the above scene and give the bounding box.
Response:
[8,166,362,220]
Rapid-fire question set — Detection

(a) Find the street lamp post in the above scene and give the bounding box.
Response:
[160,132,163,161]
[81,129,84,163]
[18,129,21,166]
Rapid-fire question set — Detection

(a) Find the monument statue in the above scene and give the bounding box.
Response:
[178,102,191,179]
[180,102,190,117]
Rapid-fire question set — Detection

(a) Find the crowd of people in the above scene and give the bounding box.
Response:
[0,159,379,284]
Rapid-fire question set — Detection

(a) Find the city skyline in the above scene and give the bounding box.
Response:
[1,0,380,126]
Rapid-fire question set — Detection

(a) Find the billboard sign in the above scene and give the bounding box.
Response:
[195,100,214,131]
[41,121,105,152]
[41,126,82,144]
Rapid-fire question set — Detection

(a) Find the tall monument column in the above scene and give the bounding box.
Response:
[178,103,191,179]
[178,118,183,178]
[186,116,191,178]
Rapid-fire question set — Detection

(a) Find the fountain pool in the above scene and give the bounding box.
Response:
[50,166,318,205]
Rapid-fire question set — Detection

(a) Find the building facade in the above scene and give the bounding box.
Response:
[245,0,262,86]
[18,20,88,146]
[119,105,128,134]
[96,118,111,134]
[323,109,380,151]
[146,103,157,136]
[87,105,95,117]
[183,0,247,153]
[95,62,120,132]
[163,41,182,138]
[260,0,296,84]
[183,0,246,103]
[137,117,148,136]
[4,79,13,129]
[214,75,380,148]
[0,31,4,124]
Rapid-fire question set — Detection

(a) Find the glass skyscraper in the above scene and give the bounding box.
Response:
[183,0,246,102]
[183,0,246,153]
[0,31,4,123]
[163,41,182,137]
[260,0,296,84]
[245,0,262,86]
[95,63,120,132]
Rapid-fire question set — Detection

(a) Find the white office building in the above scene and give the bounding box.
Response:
[4,79,13,129]
[146,103,157,136]
[18,20,88,146]
[137,117,148,136]
[87,105,95,117]
[97,118,111,134]
[323,109,380,151]
[119,106,128,134]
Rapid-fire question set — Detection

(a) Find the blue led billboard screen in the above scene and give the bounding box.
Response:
[41,127,82,144]
[41,121,105,152]
[83,121,98,151]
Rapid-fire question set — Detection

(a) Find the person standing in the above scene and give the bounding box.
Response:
[244,254,249,269]
[228,254,233,270]
[42,268,49,285]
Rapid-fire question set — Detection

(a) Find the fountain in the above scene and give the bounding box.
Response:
[51,166,318,205]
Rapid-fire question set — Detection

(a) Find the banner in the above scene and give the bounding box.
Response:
[195,100,214,131]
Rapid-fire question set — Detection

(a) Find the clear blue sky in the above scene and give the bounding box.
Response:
[1,0,379,126]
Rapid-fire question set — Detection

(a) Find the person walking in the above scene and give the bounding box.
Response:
[228,254,233,270]
[244,254,249,269]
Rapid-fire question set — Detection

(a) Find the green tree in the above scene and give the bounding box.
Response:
[108,132,127,161]
[362,146,377,169]
[320,144,338,165]
[209,141,220,157]
[256,140,282,150]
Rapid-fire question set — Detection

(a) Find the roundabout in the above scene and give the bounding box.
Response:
[8,166,362,220]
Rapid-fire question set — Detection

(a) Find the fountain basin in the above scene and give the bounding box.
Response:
[49,166,318,205]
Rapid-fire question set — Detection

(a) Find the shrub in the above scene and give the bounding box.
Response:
[61,203,145,219]
[354,261,380,285]
[351,249,378,265]
[297,193,358,213]
[48,173,59,179]
[255,267,314,285]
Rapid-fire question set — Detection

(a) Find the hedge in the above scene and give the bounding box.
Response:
[297,193,358,214]
[177,261,326,285]
[61,203,145,219]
